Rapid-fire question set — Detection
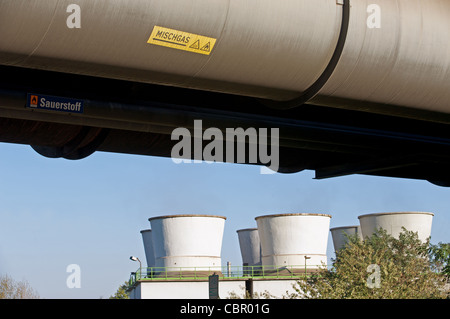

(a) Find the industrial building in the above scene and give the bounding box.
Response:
[0,1,446,301]
[127,211,433,299]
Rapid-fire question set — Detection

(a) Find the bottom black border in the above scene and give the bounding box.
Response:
[1,299,447,317]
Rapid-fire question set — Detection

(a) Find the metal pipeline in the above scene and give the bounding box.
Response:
[262,0,351,109]
[0,0,448,115]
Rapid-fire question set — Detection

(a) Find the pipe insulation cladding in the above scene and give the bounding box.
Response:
[0,0,449,115]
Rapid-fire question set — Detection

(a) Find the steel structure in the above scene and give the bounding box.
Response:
[1,0,449,185]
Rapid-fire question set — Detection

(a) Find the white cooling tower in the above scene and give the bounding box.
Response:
[148,214,226,272]
[358,212,434,242]
[255,213,331,270]
[140,229,155,268]
[236,228,262,268]
[330,226,362,251]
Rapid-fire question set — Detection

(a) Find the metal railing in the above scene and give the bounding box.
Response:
[128,264,326,286]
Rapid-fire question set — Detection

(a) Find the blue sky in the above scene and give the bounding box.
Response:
[0,142,449,299]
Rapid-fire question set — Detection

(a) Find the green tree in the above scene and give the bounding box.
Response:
[290,228,448,299]
[109,281,130,299]
[429,242,450,279]
[0,274,39,299]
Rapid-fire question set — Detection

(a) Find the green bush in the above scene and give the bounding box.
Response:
[290,228,448,299]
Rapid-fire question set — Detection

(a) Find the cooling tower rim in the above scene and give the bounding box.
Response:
[255,213,332,220]
[140,229,152,233]
[148,214,227,221]
[236,228,258,233]
[358,211,434,219]
[330,225,360,231]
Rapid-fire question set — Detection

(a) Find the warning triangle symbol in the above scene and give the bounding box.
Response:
[189,40,200,50]
[200,42,211,52]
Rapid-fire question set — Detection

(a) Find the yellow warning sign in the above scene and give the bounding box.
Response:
[147,26,217,55]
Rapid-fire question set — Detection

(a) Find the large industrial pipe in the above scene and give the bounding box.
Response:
[0,0,449,116]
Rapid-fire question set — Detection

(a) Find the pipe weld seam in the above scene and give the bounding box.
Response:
[261,0,350,109]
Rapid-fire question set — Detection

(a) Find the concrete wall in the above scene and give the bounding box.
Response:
[140,229,155,268]
[149,214,226,269]
[237,228,262,267]
[255,213,331,268]
[330,225,362,251]
[130,278,300,299]
[131,280,245,299]
[252,279,298,298]
[358,212,434,242]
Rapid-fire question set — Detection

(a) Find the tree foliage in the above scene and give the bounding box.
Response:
[109,281,130,299]
[290,228,449,299]
[0,274,39,299]
[429,242,450,279]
